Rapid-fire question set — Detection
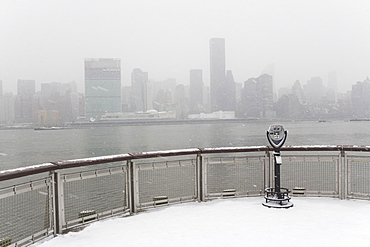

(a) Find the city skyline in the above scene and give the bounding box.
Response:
[1,0,370,94]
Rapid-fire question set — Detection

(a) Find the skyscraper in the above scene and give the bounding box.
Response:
[223,70,236,111]
[241,74,274,119]
[84,58,121,120]
[17,80,35,96]
[351,77,370,118]
[328,71,338,102]
[303,77,325,104]
[292,80,304,104]
[130,68,149,112]
[15,80,36,123]
[209,38,225,112]
[189,69,204,113]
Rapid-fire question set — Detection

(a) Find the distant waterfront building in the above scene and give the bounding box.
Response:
[277,87,291,100]
[130,68,149,112]
[174,84,186,104]
[189,69,204,113]
[303,77,326,104]
[151,78,176,112]
[17,80,35,96]
[100,110,176,121]
[15,79,36,123]
[257,74,274,118]
[235,82,242,103]
[241,74,274,119]
[223,70,236,111]
[351,77,370,118]
[241,78,259,118]
[121,86,131,112]
[39,82,77,124]
[275,94,302,119]
[328,71,338,102]
[292,80,304,104]
[210,38,226,112]
[84,58,121,120]
[187,110,235,120]
[3,92,15,124]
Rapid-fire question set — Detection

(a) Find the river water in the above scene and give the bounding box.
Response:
[0,120,370,171]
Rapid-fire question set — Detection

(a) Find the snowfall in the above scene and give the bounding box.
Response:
[32,197,370,247]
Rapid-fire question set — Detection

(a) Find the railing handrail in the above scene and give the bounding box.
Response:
[1,145,370,182]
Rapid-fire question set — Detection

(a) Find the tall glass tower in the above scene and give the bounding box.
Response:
[84,58,121,120]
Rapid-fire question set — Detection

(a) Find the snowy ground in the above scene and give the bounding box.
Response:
[32,197,370,247]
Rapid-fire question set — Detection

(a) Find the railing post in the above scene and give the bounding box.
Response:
[265,149,272,190]
[128,160,137,214]
[340,149,347,200]
[52,171,65,234]
[196,153,204,202]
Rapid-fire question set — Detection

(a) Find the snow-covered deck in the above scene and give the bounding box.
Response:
[32,197,370,247]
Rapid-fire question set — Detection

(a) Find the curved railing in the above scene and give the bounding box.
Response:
[1,145,370,246]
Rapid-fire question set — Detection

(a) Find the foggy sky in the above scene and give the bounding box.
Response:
[1,0,370,94]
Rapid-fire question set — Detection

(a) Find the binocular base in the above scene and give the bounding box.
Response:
[262,187,294,209]
[262,200,294,209]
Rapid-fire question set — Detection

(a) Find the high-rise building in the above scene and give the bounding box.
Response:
[292,80,304,104]
[328,71,338,102]
[210,38,225,111]
[151,78,176,111]
[39,82,77,124]
[241,78,259,118]
[256,74,274,118]
[85,58,121,120]
[241,74,274,119]
[189,69,204,113]
[17,80,35,96]
[303,77,326,104]
[3,92,15,124]
[15,80,36,123]
[223,70,236,111]
[351,77,370,118]
[130,68,149,112]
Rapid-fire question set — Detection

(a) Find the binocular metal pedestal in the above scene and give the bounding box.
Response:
[262,187,293,208]
[263,124,293,209]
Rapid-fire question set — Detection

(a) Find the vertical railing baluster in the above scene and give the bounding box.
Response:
[196,153,204,202]
[264,150,271,191]
[127,160,137,214]
[343,150,348,200]
[338,149,345,200]
[51,171,57,235]
[52,171,65,234]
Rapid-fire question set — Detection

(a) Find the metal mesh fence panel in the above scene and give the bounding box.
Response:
[136,158,197,209]
[281,155,339,196]
[0,178,52,246]
[347,156,370,199]
[62,166,127,228]
[205,156,265,198]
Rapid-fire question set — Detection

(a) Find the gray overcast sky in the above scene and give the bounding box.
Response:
[1,0,370,94]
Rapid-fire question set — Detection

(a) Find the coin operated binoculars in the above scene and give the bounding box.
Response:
[262,124,293,208]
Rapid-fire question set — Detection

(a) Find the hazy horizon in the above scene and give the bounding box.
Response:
[1,0,370,94]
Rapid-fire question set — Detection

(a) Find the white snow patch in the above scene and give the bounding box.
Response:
[31,197,370,247]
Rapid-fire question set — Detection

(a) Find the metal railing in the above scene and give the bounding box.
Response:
[1,145,370,246]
